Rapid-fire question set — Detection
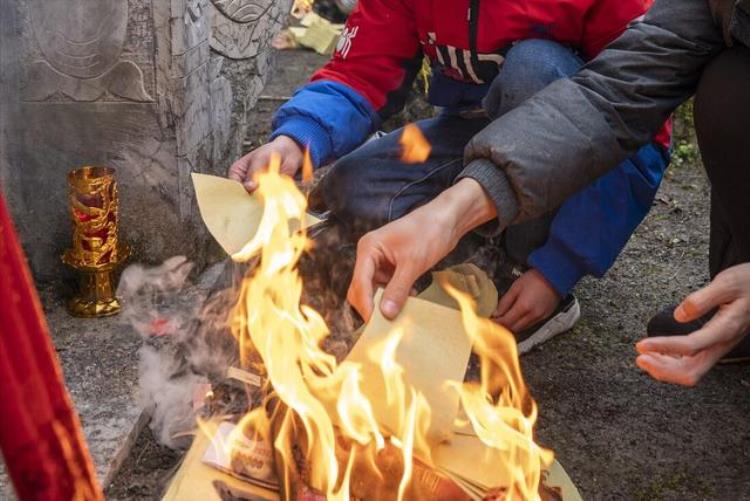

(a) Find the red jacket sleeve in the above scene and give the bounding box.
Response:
[311,0,423,117]
[582,0,652,58]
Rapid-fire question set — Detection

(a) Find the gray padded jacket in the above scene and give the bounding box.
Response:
[460,0,749,232]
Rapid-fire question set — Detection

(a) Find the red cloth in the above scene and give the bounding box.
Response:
[312,0,671,148]
[0,194,102,500]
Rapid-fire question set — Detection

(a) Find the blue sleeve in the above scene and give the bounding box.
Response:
[270,80,381,167]
[528,143,670,296]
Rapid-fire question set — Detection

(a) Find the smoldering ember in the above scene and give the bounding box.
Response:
[1,0,750,500]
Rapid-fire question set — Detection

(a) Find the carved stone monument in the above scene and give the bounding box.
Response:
[0,0,291,280]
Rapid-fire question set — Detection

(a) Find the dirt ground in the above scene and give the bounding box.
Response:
[108,50,750,500]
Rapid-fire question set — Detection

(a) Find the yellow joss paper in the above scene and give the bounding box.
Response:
[191,173,320,258]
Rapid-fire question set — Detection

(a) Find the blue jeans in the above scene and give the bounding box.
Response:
[320,39,669,295]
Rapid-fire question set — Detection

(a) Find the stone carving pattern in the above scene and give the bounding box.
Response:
[208,0,277,59]
[23,0,153,102]
[212,0,270,23]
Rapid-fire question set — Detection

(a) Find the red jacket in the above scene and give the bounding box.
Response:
[317,0,652,104]
[268,0,672,296]
[272,0,670,167]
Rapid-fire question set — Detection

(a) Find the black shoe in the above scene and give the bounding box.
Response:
[515,294,581,354]
[647,305,750,363]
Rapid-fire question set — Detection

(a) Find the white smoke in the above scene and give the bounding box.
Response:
[117,256,241,449]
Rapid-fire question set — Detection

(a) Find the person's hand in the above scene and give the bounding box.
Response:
[228,135,304,192]
[636,263,750,387]
[348,178,497,321]
[491,268,561,332]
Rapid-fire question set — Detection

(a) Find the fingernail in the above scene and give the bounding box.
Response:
[381,299,398,319]
[634,354,649,371]
[673,305,687,322]
[635,339,651,354]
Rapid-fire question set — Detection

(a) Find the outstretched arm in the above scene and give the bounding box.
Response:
[461,0,725,231]
[230,0,422,189]
[348,0,728,322]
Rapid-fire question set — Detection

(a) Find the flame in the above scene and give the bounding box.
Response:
[400,123,432,164]
[219,152,551,499]
[302,147,314,184]
[447,286,554,499]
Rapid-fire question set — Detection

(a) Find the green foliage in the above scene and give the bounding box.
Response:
[670,100,700,168]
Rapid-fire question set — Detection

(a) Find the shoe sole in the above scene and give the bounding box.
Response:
[518,298,581,355]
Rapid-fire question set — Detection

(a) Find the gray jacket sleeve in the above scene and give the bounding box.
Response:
[460,0,726,232]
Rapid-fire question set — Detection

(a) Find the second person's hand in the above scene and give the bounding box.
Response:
[347,178,497,322]
[227,135,304,192]
[635,263,750,386]
[492,268,561,332]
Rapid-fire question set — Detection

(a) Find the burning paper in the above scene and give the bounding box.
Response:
[344,290,471,443]
[202,421,279,491]
[192,172,320,257]
[171,156,580,500]
[163,420,278,501]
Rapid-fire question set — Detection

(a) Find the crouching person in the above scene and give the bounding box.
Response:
[229,0,671,353]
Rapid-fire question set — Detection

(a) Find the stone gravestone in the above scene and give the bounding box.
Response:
[0,0,292,281]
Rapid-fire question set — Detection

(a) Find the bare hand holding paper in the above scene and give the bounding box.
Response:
[191,173,320,258]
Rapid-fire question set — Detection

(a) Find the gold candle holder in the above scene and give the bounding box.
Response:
[62,166,131,317]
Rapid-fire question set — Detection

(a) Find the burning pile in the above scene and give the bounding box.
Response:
[174,153,564,501]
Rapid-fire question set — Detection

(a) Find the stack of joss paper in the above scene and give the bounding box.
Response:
[163,176,582,500]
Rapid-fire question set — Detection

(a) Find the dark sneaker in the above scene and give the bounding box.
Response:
[647,305,750,363]
[515,294,581,354]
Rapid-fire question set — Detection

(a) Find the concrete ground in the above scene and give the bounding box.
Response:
[0,286,145,499]
[6,49,750,500]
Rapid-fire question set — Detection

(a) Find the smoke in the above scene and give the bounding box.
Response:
[116,221,377,449]
[117,256,241,449]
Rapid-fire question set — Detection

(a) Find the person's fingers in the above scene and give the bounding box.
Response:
[228,155,251,182]
[347,251,377,322]
[636,342,729,387]
[637,308,744,356]
[372,268,393,287]
[243,153,271,192]
[674,276,736,323]
[635,352,703,387]
[494,297,528,332]
[494,284,520,318]
[509,312,534,333]
[636,332,708,357]
[381,263,418,320]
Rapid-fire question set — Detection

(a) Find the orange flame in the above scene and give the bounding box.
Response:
[400,123,432,164]
[217,152,552,499]
[302,147,314,184]
[446,286,554,498]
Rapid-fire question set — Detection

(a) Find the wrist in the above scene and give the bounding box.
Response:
[271,116,330,167]
[275,135,304,153]
[434,178,497,241]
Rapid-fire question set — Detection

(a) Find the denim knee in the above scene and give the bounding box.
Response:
[484,39,583,119]
[321,152,389,233]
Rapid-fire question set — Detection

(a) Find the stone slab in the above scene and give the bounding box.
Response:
[0,0,292,282]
